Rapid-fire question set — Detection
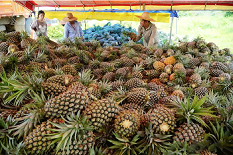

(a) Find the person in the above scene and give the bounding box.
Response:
[31,10,47,39]
[133,12,159,47]
[63,13,84,42]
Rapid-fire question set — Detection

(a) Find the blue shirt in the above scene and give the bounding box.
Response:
[64,21,83,42]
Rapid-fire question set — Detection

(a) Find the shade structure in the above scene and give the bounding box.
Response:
[15,0,233,11]
[0,0,31,17]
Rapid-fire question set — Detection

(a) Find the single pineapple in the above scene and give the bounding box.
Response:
[47,75,74,86]
[52,58,67,67]
[189,73,202,88]
[189,58,200,69]
[212,61,228,72]
[102,72,115,82]
[200,150,217,155]
[210,68,224,77]
[126,88,150,107]
[24,118,63,154]
[42,82,67,97]
[153,61,165,72]
[164,65,173,74]
[219,73,231,82]
[115,67,128,79]
[195,87,208,99]
[124,78,144,90]
[172,90,185,99]
[173,122,205,145]
[120,57,134,67]
[20,31,34,49]
[44,88,91,118]
[164,56,176,65]
[61,65,77,76]
[114,110,140,138]
[0,110,17,121]
[149,105,176,134]
[159,72,169,83]
[83,98,119,130]
[111,80,124,91]
[0,42,10,52]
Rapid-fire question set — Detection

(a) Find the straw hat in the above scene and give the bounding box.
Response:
[63,13,77,22]
[135,12,155,22]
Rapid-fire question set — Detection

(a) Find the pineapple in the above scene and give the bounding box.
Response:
[210,68,224,77]
[164,65,173,74]
[44,88,91,118]
[172,90,185,99]
[173,122,205,145]
[111,80,124,90]
[42,82,67,97]
[219,73,231,82]
[52,58,67,67]
[148,105,176,134]
[153,61,165,72]
[131,44,144,52]
[195,87,208,99]
[0,63,4,74]
[164,56,176,65]
[200,150,217,155]
[159,72,169,83]
[145,69,160,79]
[189,73,202,88]
[68,56,80,64]
[126,88,149,107]
[115,67,128,79]
[20,30,34,49]
[47,75,74,86]
[88,60,100,69]
[189,58,200,69]
[0,42,10,52]
[0,110,17,121]
[120,57,134,67]
[146,82,159,91]
[212,61,228,72]
[114,110,140,138]
[102,72,115,82]
[48,112,95,155]
[61,65,77,76]
[24,118,63,154]
[124,78,144,90]
[83,98,119,130]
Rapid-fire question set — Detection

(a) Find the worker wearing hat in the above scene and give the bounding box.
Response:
[133,12,159,47]
[63,13,84,42]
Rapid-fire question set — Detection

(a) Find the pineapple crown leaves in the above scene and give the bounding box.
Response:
[78,69,95,87]
[132,64,144,72]
[170,95,216,128]
[194,66,210,80]
[161,141,199,155]
[137,123,172,155]
[89,146,107,155]
[0,141,26,155]
[0,71,43,106]
[47,111,93,153]
[108,132,141,155]
[0,31,7,42]
[20,30,29,40]
[11,107,45,139]
[98,80,112,95]
[0,116,17,153]
[208,121,233,154]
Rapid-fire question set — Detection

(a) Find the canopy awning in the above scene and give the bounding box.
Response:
[0,0,31,17]
[15,0,233,11]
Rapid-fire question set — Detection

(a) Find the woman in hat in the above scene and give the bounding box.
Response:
[31,10,48,39]
[63,13,84,42]
[133,12,159,47]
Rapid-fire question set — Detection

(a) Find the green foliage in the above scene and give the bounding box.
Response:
[47,25,64,39]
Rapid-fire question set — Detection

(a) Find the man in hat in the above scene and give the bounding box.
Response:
[63,13,84,42]
[133,12,159,47]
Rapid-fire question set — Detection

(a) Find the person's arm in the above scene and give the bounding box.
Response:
[64,24,69,38]
[148,26,157,47]
[134,25,142,42]
[31,20,37,32]
[78,22,84,41]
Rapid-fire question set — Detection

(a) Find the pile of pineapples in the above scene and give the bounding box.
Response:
[0,30,233,155]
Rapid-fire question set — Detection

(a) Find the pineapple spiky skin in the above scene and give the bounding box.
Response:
[83,98,119,130]
[68,56,80,64]
[195,87,208,99]
[44,88,91,118]
[126,88,149,107]
[24,118,63,154]
[172,90,185,99]
[52,58,67,67]
[42,82,67,97]
[131,71,143,79]
[160,72,169,83]
[149,105,176,134]
[43,68,56,78]
[164,65,173,74]
[0,110,17,121]
[189,73,202,88]
[200,150,217,155]
[115,67,128,79]
[164,56,176,65]
[114,110,140,138]
[124,78,144,90]
[120,57,134,67]
[219,73,231,82]
[189,58,200,69]
[131,44,144,52]
[0,63,4,75]
[153,61,165,72]
[47,75,74,86]
[0,42,10,52]
[173,122,205,145]
[210,68,224,77]
[62,65,77,76]
[102,72,115,82]
[212,61,228,72]
[146,82,159,91]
